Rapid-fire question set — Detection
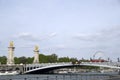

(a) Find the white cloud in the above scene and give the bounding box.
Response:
[49,32,57,37]
[13,32,57,41]
[43,32,57,40]
[42,44,67,51]
[14,32,41,41]
[74,33,101,41]
[54,44,66,49]
[73,26,120,42]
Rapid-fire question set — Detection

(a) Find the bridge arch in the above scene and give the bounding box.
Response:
[24,63,80,74]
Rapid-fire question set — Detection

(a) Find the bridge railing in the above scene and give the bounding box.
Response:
[81,62,120,68]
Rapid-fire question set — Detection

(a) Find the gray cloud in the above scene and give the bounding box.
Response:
[73,26,120,42]
[101,26,120,39]
[73,33,101,41]
[13,32,57,41]
[48,32,57,38]
[17,32,40,41]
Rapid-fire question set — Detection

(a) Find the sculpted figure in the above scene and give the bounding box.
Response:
[35,45,39,51]
[10,41,14,47]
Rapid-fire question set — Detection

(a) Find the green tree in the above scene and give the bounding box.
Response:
[18,56,27,64]
[58,57,70,62]
[14,57,19,64]
[0,56,7,64]
[48,54,58,63]
[70,58,78,64]
[26,57,34,64]
[39,54,48,63]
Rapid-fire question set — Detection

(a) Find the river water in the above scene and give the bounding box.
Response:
[0,73,119,80]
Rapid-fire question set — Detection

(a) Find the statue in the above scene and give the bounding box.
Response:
[9,41,14,47]
[35,45,39,51]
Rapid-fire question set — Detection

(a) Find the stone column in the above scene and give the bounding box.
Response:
[7,41,15,65]
[33,45,39,64]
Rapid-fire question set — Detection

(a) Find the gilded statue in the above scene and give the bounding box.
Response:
[9,41,14,47]
[35,45,39,51]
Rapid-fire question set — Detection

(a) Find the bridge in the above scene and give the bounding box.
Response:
[1,41,120,74]
[21,62,120,74]
[1,61,120,74]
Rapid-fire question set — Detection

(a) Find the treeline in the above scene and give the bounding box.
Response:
[0,53,88,64]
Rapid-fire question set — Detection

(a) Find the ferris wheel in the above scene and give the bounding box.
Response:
[93,51,105,59]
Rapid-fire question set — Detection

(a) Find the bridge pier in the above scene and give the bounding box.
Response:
[0,64,24,74]
[118,69,120,75]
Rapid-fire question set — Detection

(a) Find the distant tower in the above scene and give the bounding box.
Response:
[7,41,15,65]
[33,45,39,64]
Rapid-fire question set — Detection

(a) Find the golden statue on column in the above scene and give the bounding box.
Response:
[7,41,15,65]
[33,45,39,64]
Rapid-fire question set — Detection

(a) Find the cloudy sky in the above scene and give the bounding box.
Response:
[0,0,120,60]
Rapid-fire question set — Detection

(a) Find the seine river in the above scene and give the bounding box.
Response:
[0,73,120,80]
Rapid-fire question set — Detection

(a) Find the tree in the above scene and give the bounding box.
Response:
[48,54,58,63]
[27,57,34,64]
[14,57,19,64]
[70,58,78,64]
[18,56,27,64]
[39,54,48,63]
[58,57,70,62]
[0,56,7,64]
